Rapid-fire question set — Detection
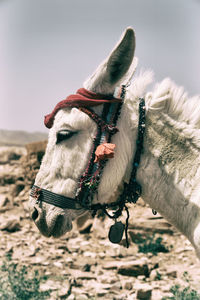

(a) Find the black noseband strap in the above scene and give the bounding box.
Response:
[30,185,82,209]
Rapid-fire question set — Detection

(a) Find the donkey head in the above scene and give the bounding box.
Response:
[29,28,136,237]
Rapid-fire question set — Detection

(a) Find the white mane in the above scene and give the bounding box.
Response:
[129,70,200,128]
[126,72,200,152]
[147,78,200,128]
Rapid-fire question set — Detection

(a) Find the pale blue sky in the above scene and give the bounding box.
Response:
[1,0,200,132]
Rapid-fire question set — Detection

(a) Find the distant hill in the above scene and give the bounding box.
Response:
[0,129,48,146]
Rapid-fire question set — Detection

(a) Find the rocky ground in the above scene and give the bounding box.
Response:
[0,144,200,300]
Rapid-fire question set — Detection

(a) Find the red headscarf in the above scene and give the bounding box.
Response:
[44,88,122,128]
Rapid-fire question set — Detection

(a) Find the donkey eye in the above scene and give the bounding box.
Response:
[56,130,77,144]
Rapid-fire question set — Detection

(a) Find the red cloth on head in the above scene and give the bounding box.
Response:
[44,88,122,128]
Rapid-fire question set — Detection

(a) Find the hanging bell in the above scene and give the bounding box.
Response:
[108,221,125,244]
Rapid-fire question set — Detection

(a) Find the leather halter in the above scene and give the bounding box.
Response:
[30,86,146,247]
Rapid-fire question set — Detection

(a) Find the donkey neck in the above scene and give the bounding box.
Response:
[137,109,200,243]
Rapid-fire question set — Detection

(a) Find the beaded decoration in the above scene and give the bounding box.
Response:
[76,87,146,248]
[76,99,123,208]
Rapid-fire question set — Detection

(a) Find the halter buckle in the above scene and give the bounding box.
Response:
[32,187,42,204]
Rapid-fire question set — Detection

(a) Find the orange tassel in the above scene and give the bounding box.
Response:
[94,143,116,163]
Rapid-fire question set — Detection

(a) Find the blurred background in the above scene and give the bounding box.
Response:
[1,0,200,132]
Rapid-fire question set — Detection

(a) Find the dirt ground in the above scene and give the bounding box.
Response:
[0,146,200,300]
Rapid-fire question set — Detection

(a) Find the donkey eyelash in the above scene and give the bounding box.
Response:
[56,130,78,144]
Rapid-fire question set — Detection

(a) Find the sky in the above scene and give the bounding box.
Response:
[1,0,200,132]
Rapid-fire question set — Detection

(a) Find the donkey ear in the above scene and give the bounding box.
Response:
[106,27,135,84]
[84,27,136,94]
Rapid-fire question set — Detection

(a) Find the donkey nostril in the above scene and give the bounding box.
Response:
[54,215,64,227]
[32,207,39,221]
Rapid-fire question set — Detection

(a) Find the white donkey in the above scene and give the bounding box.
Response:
[29,27,200,257]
